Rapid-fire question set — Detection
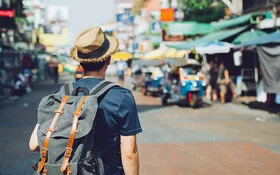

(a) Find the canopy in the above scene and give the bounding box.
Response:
[112,52,132,61]
[143,48,166,60]
[132,59,164,67]
[167,26,248,50]
[164,48,187,58]
[167,22,213,36]
[211,14,252,30]
[143,48,187,60]
[195,41,236,54]
[166,13,260,36]
[242,30,280,46]
[233,29,267,45]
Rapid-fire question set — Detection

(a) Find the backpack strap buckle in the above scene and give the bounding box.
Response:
[73,111,80,116]
[41,147,48,158]
[54,110,64,114]
[64,147,73,158]
[47,128,55,132]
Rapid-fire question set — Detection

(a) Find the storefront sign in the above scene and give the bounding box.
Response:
[151,21,162,33]
[160,8,174,22]
[0,10,14,18]
[174,8,184,21]
[116,12,134,24]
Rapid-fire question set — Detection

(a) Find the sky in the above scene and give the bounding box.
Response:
[45,0,116,43]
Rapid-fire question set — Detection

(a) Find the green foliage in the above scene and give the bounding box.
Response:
[178,0,225,22]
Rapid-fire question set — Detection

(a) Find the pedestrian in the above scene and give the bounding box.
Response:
[29,26,142,175]
[217,62,236,103]
[206,60,218,101]
[0,60,8,95]
[117,59,127,79]
[48,57,59,84]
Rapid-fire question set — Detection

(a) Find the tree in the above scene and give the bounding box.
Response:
[178,0,225,22]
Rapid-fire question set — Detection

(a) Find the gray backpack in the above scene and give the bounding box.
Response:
[35,80,117,175]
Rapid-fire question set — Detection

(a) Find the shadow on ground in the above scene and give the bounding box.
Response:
[248,101,280,114]
[137,105,166,113]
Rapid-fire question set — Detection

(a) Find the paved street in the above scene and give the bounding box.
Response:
[0,74,280,175]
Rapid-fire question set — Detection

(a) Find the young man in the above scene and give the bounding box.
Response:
[29,26,142,175]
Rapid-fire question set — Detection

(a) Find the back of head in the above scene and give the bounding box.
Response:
[69,26,119,72]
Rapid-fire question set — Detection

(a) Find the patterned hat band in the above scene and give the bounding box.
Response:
[77,36,110,59]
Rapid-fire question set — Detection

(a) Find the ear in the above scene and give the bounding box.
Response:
[106,57,111,65]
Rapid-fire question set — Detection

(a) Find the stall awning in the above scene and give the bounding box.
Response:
[211,14,252,30]
[166,13,261,36]
[242,30,280,46]
[167,26,248,50]
[233,29,267,45]
[167,22,213,36]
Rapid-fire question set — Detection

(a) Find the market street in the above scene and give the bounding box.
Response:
[0,75,280,175]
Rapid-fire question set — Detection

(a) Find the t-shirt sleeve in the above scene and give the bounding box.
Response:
[118,91,142,136]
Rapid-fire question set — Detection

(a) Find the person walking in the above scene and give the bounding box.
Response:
[116,59,128,86]
[217,62,236,103]
[206,60,218,101]
[29,26,142,175]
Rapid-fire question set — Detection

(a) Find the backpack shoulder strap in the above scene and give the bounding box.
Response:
[89,80,118,97]
[60,82,74,96]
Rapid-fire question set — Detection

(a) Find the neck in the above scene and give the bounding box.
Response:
[83,71,105,79]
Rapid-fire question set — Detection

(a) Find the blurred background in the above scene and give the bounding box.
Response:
[0,0,280,174]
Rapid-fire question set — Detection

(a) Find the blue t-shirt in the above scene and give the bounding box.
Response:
[74,78,142,174]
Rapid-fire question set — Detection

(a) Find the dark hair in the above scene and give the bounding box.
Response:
[80,60,107,71]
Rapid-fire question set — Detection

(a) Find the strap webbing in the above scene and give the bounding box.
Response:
[89,80,117,97]
[37,96,69,173]
[93,83,118,97]
[60,96,88,173]
[60,82,74,96]
[64,84,71,96]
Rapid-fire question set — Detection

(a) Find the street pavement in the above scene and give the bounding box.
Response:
[0,73,280,175]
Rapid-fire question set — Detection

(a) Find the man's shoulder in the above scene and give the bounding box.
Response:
[108,84,133,98]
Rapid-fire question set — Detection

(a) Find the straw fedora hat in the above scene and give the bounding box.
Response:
[70,26,119,63]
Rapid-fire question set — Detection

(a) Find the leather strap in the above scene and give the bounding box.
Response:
[60,96,88,173]
[37,96,69,173]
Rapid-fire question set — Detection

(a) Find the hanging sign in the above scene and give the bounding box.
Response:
[0,10,14,18]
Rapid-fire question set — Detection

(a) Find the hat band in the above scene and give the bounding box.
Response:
[77,36,110,59]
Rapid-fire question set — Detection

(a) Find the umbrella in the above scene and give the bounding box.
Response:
[112,52,132,61]
[195,41,236,54]
[233,29,267,45]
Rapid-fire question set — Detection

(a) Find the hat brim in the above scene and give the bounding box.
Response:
[70,36,119,63]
